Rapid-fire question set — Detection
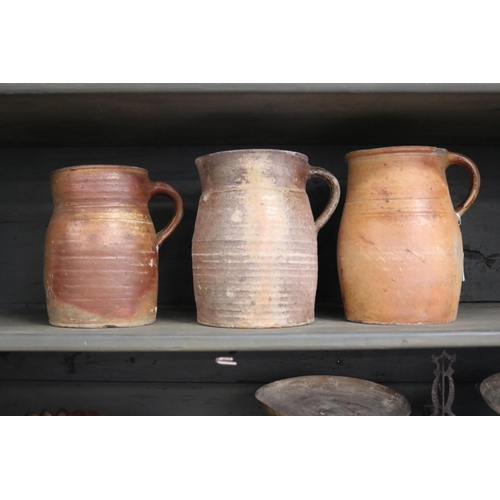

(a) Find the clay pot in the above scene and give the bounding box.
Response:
[192,149,340,328]
[338,146,480,324]
[44,165,183,327]
[255,375,411,416]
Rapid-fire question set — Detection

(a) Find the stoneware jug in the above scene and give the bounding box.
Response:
[337,146,480,325]
[44,165,183,327]
[192,149,340,328]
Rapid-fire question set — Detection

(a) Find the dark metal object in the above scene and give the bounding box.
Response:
[255,375,411,416]
[431,350,456,416]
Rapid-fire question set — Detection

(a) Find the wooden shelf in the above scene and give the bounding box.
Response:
[0,303,499,352]
[0,83,498,415]
[2,83,500,93]
[1,83,500,146]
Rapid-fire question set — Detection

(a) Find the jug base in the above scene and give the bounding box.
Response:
[196,317,315,329]
[344,315,457,326]
[48,319,157,328]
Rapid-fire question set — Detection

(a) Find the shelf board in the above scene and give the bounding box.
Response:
[1,303,499,352]
[1,83,500,146]
[2,83,500,94]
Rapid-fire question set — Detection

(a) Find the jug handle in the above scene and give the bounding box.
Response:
[446,152,481,218]
[308,166,341,232]
[149,182,184,247]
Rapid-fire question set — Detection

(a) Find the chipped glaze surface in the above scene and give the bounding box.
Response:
[338,146,480,325]
[44,165,183,328]
[255,375,411,416]
[192,149,340,328]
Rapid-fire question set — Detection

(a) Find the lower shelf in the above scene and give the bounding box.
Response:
[0,302,499,351]
[0,381,494,416]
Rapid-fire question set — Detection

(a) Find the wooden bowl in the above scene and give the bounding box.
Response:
[255,375,411,416]
[480,373,500,414]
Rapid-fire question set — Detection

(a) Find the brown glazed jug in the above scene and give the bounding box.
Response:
[44,165,183,327]
[192,149,340,328]
[337,146,480,325]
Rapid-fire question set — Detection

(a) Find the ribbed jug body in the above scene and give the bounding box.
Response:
[192,149,340,328]
[44,165,183,327]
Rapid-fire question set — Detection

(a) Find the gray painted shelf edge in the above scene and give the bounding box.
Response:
[0,303,498,352]
[2,83,500,94]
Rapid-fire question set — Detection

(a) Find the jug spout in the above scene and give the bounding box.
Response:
[195,149,310,193]
[192,148,341,328]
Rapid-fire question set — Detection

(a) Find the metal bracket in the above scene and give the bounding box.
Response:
[215,356,237,366]
[431,350,456,416]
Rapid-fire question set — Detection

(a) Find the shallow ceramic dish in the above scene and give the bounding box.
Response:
[255,375,411,416]
[479,373,500,414]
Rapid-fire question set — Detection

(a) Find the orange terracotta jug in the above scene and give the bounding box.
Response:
[337,146,480,324]
[44,165,183,327]
[192,149,340,328]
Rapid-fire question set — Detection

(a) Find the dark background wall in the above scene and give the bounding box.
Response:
[1,145,498,308]
[0,349,497,416]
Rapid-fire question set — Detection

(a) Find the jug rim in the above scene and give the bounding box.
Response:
[345,146,447,161]
[50,164,149,175]
[195,149,309,164]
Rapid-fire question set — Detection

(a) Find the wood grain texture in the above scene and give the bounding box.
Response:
[1,347,500,384]
[0,381,263,416]
[0,381,494,416]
